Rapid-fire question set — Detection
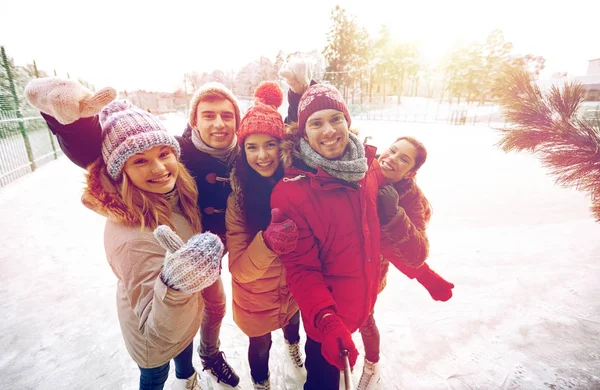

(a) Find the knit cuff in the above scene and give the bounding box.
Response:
[315,307,336,330]
[160,272,179,291]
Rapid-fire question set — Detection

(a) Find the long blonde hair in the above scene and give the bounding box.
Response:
[119,161,202,233]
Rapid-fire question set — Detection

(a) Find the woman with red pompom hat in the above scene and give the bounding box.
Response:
[225,81,302,389]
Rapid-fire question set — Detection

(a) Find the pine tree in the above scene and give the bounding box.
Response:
[322,5,370,100]
[496,67,600,221]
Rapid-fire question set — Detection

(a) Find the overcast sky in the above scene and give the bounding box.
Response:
[2,0,599,92]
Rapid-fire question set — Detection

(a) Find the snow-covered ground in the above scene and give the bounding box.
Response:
[1,121,599,390]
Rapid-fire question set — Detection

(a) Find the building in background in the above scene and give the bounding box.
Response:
[539,58,600,101]
[118,90,188,114]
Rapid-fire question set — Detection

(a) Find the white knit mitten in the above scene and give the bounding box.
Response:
[154,225,223,294]
[279,58,313,94]
[25,77,116,125]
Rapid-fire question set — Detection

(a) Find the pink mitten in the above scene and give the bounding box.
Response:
[25,77,116,125]
[278,58,313,94]
[263,208,298,255]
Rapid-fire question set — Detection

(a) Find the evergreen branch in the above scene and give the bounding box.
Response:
[496,67,600,221]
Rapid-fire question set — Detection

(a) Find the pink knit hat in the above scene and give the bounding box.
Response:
[297,84,351,134]
[99,100,180,179]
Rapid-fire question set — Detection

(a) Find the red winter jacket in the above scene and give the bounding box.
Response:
[270,145,386,342]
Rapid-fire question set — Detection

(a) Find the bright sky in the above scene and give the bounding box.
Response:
[2,0,598,92]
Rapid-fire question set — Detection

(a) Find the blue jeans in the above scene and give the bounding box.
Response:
[248,310,301,382]
[198,276,226,358]
[138,342,195,390]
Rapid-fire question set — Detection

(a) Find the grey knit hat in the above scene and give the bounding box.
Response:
[99,100,181,179]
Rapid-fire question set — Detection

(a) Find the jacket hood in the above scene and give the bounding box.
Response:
[81,158,141,226]
[229,165,242,200]
[280,122,302,171]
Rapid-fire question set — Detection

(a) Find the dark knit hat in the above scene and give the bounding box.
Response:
[188,82,242,129]
[237,81,285,145]
[99,100,180,179]
[297,84,351,134]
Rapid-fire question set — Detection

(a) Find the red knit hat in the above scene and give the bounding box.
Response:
[237,81,285,145]
[297,84,351,134]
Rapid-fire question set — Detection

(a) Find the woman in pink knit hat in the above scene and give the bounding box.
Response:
[25,76,245,387]
[65,99,222,390]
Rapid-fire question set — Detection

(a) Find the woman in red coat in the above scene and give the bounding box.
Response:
[357,136,455,390]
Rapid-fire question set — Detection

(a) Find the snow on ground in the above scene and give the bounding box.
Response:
[1,121,599,390]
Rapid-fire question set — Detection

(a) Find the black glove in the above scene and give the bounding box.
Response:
[377,185,400,225]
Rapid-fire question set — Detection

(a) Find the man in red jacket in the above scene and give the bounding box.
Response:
[271,83,387,389]
[277,59,456,390]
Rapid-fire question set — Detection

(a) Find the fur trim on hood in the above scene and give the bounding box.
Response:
[229,165,241,198]
[81,158,141,226]
[280,122,302,170]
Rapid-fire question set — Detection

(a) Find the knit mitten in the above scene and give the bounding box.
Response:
[377,185,400,225]
[263,208,298,255]
[415,264,455,302]
[278,58,313,94]
[25,77,116,125]
[317,311,358,370]
[154,225,223,294]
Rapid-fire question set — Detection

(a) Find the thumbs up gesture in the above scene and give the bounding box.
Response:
[262,208,298,255]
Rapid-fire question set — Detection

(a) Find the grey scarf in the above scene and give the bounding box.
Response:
[299,132,367,183]
[191,128,239,167]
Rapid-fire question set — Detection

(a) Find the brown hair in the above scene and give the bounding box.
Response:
[395,136,428,172]
[234,146,285,235]
[119,161,202,233]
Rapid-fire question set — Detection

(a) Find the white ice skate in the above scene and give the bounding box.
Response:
[286,340,304,368]
[172,370,201,390]
[356,359,380,390]
[252,374,271,390]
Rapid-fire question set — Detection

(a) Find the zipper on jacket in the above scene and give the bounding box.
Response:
[283,174,306,182]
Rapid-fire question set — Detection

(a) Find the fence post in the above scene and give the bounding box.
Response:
[1,46,35,171]
[33,59,58,159]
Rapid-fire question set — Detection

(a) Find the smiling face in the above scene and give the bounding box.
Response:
[378,139,419,183]
[123,145,179,193]
[244,134,281,178]
[303,109,349,160]
[194,98,236,149]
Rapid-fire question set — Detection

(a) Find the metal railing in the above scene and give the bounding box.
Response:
[348,96,507,126]
[0,96,511,189]
[0,110,62,188]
